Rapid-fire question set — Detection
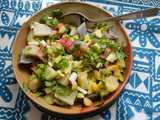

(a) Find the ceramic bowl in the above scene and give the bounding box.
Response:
[12,2,133,118]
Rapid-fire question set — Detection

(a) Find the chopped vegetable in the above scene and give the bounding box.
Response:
[106,52,117,63]
[77,86,88,95]
[52,9,63,18]
[78,71,88,89]
[44,95,54,105]
[104,76,119,92]
[77,92,85,99]
[28,77,41,92]
[94,29,103,38]
[19,50,33,64]
[69,72,77,84]
[55,89,77,105]
[23,45,44,60]
[77,22,88,36]
[83,97,93,107]
[32,22,52,36]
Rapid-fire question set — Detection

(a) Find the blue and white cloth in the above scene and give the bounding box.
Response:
[0,0,160,120]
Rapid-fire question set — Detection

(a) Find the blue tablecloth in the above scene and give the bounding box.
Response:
[0,0,160,120]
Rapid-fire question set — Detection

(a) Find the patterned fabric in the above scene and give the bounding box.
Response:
[0,0,160,120]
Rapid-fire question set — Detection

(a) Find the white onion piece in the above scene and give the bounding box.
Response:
[77,86,88,95]
[77,22,88,36]
[69,72,77,84]
[32,22,52,36]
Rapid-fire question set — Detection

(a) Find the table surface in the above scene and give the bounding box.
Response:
[0,0,160,120]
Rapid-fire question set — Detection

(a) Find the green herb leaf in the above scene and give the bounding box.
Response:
[52,9,63,18]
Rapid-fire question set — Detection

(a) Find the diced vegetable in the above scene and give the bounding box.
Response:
[44,95,54,105]
[77,86,88,95]
[106,52,117,63]
[84,34,91,42]
[57,74,69,86]
[34,64,57,81]
[58,23,67,33]
[41,15,59,27]
[78,71,88,89]
[28,78,41,92]
[94,70,101,80]
[104,76,119,92]
[52,9,63,18]
[77,22,88,36]
[83,97,93,107]
[45,66,57,81]
[106,64,119,72]
[117,59,126,68]
[23,45,44,60]
[32,22,52,36]
[77,92,85,99]
[69,72,77,84]
[70,27,77,35]
[94,29,103,38]
[19,50,33,64]
[91,82,99,92]
[55,90,77,105]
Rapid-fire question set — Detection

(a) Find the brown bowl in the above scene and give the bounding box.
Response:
[12,2,133,118]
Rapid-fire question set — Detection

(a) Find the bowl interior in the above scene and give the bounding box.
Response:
[12,2,132,116]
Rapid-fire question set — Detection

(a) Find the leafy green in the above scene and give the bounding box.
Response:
[41,15,59,27]
[56,47,66,56]
[47,18,59,27]
[116,50,126,61]
[45,81,56,87]
[98,37,121,51]
[55,84,71,96]
[52,9,63,18]
[45,47,56,55]
[41,15,48,22]
[49,35,59,41]
[89,34,97,40]
[54,57,69,69]
[34,64,47,80]
[34,64,57,81]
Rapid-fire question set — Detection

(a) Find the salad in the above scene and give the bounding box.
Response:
[20,9,126,107]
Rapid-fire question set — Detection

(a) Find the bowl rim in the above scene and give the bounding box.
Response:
[12,1,133,116]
